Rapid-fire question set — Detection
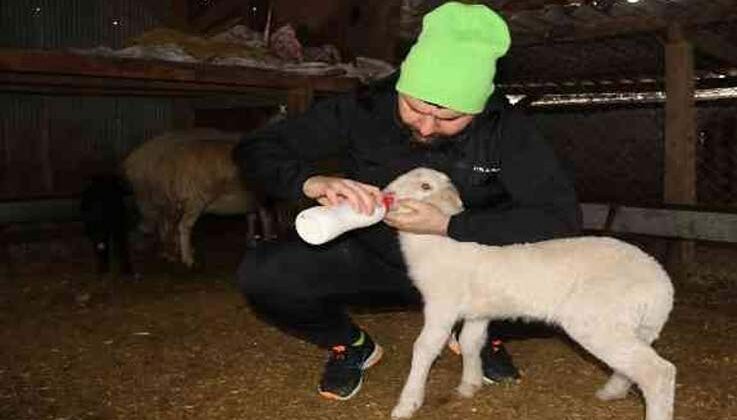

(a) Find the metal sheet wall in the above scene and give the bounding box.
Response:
[0,0,164,49]
[0,0,175,200]
[535,103,737,207]
[0,93,174,200]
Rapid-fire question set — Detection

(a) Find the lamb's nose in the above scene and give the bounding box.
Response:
[382,192,396,210]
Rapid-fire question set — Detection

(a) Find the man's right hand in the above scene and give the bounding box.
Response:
[302,176,384,215]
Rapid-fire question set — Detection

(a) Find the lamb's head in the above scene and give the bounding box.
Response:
[383,168,464,216]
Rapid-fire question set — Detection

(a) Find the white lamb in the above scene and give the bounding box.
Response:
[383,167,675,420]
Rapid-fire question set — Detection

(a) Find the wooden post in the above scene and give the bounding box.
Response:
[170,0,190,30]
[171,98,194,129]
[286,86,314,117]
[663,24,697,281]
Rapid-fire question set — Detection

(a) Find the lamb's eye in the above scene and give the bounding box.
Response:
[421,182,432,191]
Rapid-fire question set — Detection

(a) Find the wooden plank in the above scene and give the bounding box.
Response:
[4,198,737,244]
[514,7,736,46]
[286,87,314,116]
[0,198,81,224]
[497,0,571,13]
[39,98,53,194]
[581,203,737,242]
[0,197,136,224]
[0,49,358,94]
[0,72,297,96]
[0,84,260,97]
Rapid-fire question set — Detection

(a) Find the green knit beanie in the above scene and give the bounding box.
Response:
[396,2,511,114]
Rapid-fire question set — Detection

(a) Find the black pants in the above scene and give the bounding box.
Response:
[236,232,536,349]
[236,231,420,348]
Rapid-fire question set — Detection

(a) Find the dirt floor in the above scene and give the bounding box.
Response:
[2,222,737,420]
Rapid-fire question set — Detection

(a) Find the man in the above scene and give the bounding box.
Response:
[233,2,579,401]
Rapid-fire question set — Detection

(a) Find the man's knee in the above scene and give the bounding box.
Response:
[236,243,282,298]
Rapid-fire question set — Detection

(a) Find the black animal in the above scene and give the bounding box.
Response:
[79,174,133,277]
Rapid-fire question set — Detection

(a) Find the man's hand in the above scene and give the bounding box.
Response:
[303,175,384,215]
[383,199,450,236]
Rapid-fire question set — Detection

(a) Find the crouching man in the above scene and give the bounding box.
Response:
[233,1,580,401]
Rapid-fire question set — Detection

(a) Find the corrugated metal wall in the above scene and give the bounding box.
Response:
[0,0,176,200]
[535,102,737,207]
[0,94,174,200]
[536,107,665,206]
[0,0,164,49]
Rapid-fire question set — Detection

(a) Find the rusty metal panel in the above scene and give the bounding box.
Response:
[535,102,737,208]
[0,94,48,199]
[0,0,164,49]
[0,93,173,200]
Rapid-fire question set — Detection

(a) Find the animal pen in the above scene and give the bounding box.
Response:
[1,0,736,419]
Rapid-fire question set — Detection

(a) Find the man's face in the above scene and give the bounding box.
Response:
[397,93,475,145]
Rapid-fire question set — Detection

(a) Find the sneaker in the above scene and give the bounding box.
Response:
[317,331,383,400]
[482,338,521,384]
[447,331,521,384]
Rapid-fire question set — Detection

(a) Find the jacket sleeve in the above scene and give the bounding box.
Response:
[447,112,580,245]
[232,95,353,200]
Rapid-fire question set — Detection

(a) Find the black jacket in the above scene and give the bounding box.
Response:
[234,76,580,265]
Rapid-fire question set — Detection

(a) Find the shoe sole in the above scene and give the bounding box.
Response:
[318,343,384,401]
[483,376,520,385]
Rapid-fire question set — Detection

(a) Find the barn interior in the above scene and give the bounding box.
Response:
[1,1,736,419]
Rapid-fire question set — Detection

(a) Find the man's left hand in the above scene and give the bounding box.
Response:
[383,199,450,236]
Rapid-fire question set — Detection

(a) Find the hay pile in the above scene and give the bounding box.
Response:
[124,27,271,62]
[72,24,395,80]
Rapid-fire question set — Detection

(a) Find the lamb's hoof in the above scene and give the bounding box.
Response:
[391,400,421,419]
[595,387,629,401]
[456,382,481,398]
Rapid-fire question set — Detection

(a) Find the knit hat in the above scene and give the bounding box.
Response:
[396,2,511,114]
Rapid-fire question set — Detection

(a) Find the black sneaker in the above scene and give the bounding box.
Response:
[317,331,383,400]
[482,338,521,384]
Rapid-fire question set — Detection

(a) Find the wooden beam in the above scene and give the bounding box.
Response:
[581,203,737,243]
[492,0,573,13]
[663,25,696,206]
[7,198,737,244]
[663,24,697,279]
[0,49,359,95]
[286,87,314,116]
[514,8,736,46]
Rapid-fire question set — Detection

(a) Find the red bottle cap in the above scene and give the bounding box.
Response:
[382,193,395,210]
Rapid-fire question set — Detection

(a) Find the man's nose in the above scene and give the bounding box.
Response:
[416,115,436,137]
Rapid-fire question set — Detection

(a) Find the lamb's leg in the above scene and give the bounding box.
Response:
[567,328,675,420]
[596,372,633,400]
[391,303,458,419]
[456,318,488,398]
